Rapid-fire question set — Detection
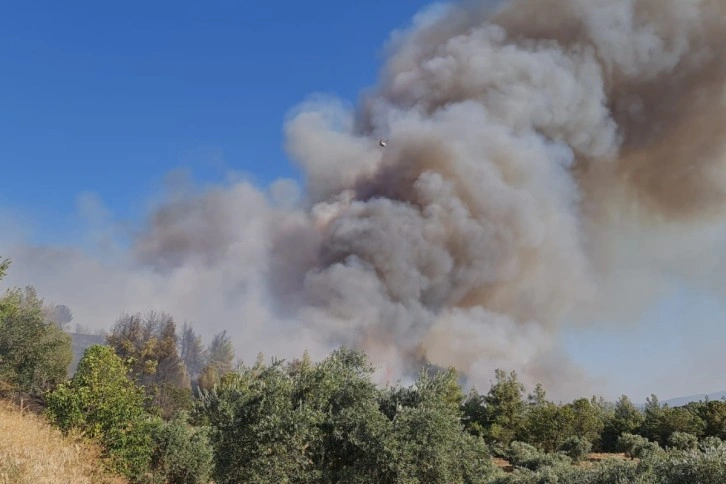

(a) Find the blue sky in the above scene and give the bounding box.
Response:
[1,1,724,402]
[0,0,433,240]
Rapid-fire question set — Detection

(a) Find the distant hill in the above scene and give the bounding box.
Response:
[68,332,106,375]
[661,391,726,408]
[634,391,726,409]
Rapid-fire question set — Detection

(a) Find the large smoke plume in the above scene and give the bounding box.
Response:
[3,0,726,400]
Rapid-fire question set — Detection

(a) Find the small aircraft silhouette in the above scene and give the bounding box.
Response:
[377,138,388,148]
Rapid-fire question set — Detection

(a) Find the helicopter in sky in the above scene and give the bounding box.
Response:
[376,138,388,148]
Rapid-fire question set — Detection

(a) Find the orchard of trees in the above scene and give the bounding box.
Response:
[2,256,726,483]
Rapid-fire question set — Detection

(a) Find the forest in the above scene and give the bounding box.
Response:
[1,256,725,483]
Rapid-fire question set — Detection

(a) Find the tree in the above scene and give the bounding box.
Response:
[659,406,705,442]
[481,369,526,447]
[697,399,726,440]
[567,397,605,446]
[0,286,73,395]
[462,387,488,436]
[107,311,190,418]
[384,368,494,483]
[45,345,157,479]
[154,316,188,388]
[196,355,321,483]
[150,411,214,484]
[197,330,235,391]
[601,395,643,451]
[194,347,497,484]
[559,435,592,462]
[179,321,207,380]
[668,431,698,451]
[0,257,10,280]
[524,401,576,452]
[207,330,234,373]
[640,394,664,443]
[106,312,160,380]
[46,304,73,330]
[527,383,548,407]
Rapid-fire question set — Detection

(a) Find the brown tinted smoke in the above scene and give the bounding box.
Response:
[3,0,726,400]
[283,0,726,395]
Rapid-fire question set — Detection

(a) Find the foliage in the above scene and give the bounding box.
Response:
[150,411,214,484]
[558,435,593,462]
[45,345,156,480]
[0,286,73,395]
[197,330,235,392]
[568,397,605,447]
[385,368,495,483]
[150,383,195,420]
[668,431,698,451]
[648,445,726,483]
[106,312,190,417]
[618,433,662,459]
[195,348,497,483]
[468,369,526,449]
[695,399,726,440]
[179,322,207,381]
[699,435,724,452]
[195,355,320,483]
[523,400,576,452]
[506,441,571,472]
[601,394,643,451]
[1,263,725,484]
[0,257,9,280]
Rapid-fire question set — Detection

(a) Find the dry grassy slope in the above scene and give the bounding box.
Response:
[0,401,126,484]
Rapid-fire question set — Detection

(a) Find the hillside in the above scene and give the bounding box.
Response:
[662,391,726,408]
[0,402,126,484]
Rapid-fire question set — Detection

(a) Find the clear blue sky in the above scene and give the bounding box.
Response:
[0,0,432,239]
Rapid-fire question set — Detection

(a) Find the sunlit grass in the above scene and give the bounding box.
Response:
[0,401,126,484]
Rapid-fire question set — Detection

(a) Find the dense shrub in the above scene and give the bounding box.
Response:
[618,432,662,459]
[558,435,593,462]
[699,436,724,452]
[668,431,698,451]
[507,441,571,471]
[150,412,214,484]
[195,349,498,483]
[649,445,726,483]
[45,345,156,480]
[0,286,73,395]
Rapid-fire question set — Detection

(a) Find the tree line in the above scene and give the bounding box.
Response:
[1,256,726,483]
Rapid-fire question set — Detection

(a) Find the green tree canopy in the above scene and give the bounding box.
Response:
[0,285,72,395]
[46,344,157,479]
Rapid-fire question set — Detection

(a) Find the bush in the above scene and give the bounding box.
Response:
[507,441,571,471]
[617,432,661,459]
[0,286,73,395]
[699,436,724,452]
[668,431,698,451]
[650,445,726,483]
[558,436,592,462]
[150,412,214,484]
[45,345,155,480]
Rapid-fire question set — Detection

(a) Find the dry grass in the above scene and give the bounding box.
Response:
[0,401,127,484]
[493,452,633,473]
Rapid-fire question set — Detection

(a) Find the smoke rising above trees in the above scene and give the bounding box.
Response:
[3,0,726,400]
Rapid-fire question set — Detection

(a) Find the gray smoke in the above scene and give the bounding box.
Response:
[3,0,726,400]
